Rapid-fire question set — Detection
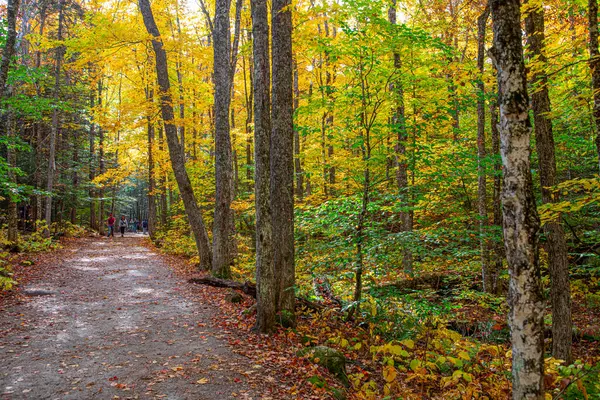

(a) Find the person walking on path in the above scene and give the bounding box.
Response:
[119,215,128,237]
[107,213,116,239]
[142,219,148,235]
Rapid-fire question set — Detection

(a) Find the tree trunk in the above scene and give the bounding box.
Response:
[271,0,296,322]
[98,80,105,235]
[491,96,503,293]
[89,90,97,231]
[389,0,412,275]
[45,0,65,230]
[212,0,235,278]
[589,0,600,172]
[0,0,19,90]
[491,0,545,398]
[525,3,572,364]
[477,6,491,292]
[251,0,276,333]
[138,0,212,270]
[293,57,304,200]
[0,0,20,245]
[147,88,157,239]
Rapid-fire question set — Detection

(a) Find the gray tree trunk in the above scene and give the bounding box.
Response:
[212,0,236,278]
[147,88,157,239]
[491,97,503,293]
[89,90,97,231]
[293,58,304,200]
[271,0,296,322]
[477,6,492,292]
[491,0,545,398]
[524,2,572,364]
[138,0,212,270]
[45,0,65,229]
[589,0,600,172]
[251,0,276,333]
[0,0,20,245]
[388,0,412,275]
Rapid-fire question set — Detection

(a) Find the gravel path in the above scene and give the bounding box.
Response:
[0,235,259,399]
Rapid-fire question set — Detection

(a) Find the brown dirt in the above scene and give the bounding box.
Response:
[0,235,266,399]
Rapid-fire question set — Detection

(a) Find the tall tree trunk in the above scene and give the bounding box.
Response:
[212,0,235,278]
[70,129,79,225]
[589,0,600,172]
[0,0,19,90]
[147,88,157,239]
[138,0,212,270]
[491,96,503,293]
[45,0,65,230]
[389,0,412,274]
[6,111,18,245]
[477,6,492,292]
[158,127,168,228]
[98,80,105,235]
[271,0,295,322]
[525,3,572,364]
[242,34,254,192]
[0,0,20,245]
[89,90,97,231]
[251,0,276,333]
[293,57,304,200]
[491,0,545,398]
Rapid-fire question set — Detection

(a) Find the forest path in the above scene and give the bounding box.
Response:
[0,235,258,400]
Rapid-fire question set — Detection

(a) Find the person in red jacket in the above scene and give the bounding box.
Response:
[107,213,116,239]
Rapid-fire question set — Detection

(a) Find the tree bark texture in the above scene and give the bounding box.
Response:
[147,88,157,239]
[251,0,276,333]
[491,97,504,293]
[138,0,212,270]
[0,0,21,245]
[477,6,491,292]
[524,3,572,364]
[45,0,65,228]
[271,0,296,320]
[212,0,236,278]
[491,0,545,398]
[589,0,600,172]
[389,0,413,275]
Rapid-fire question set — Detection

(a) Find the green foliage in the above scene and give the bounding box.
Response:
[0,252,16,291]
[18,222,59,253]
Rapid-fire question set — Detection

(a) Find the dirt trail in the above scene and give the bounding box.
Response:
[0,235,260,399]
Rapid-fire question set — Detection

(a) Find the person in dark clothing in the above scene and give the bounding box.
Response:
[107,213,116,238]
[142,219,149,235]
[119,215,128,237]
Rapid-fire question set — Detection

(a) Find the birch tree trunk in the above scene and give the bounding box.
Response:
[525,2,572,364]
[271,0,296,323]
[138,0,213,270]
[212,0,235,278]
[491,0,545,398]
[251,0,276,333]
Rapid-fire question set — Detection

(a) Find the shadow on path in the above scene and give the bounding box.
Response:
[0,236,257,399]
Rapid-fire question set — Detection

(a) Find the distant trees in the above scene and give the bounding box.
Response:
[138,0,212,269]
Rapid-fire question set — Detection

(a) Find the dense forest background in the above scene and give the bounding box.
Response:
[2,0,600,398]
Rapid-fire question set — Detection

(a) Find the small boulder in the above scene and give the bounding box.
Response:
[298,346,348,386]
[225,290,244,303]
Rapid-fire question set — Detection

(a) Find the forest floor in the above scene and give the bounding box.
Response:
[0,235,288,400]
